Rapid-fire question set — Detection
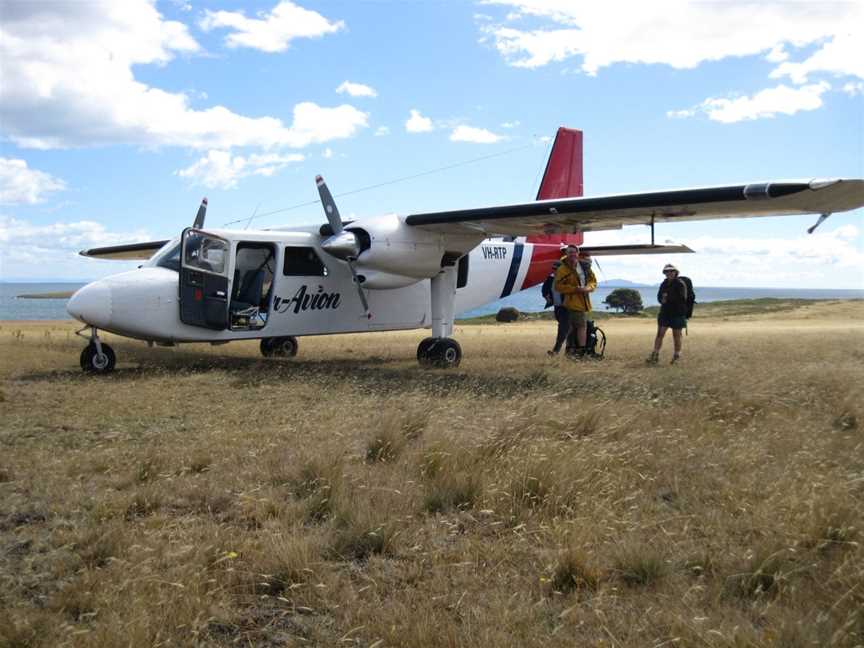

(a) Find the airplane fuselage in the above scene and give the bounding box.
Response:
[68,226,560,345]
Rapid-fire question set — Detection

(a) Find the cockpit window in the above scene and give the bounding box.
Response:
[152,240,181,272]
[183,230,228,275]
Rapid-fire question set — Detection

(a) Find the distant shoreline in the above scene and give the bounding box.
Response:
[3,297,863,326]
[16,291,76,299]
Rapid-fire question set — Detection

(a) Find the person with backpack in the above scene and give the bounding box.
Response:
[647,263,695,365]
[553,246,597,358]
[542,260,570,355]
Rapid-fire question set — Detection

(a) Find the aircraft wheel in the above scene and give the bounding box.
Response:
[80,343,116,374]
[420,337,461,369]
[261,336,298,358]
[416,337,437,365]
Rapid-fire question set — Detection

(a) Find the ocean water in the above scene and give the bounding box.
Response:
[1,281,862,321]
[456,284,864,319]
[0,283,86,321]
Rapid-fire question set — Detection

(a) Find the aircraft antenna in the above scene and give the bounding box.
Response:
[221,140,541,227]
[244,202,262,230]
[528,136,553,198]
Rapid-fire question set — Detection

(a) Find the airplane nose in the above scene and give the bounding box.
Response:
[67,281,112,328]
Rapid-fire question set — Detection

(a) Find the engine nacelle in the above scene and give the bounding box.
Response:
[356,270,421,290]
[348,213,480,279]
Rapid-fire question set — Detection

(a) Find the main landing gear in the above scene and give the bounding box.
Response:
[76,326,116,374]
[417,337,462,368]
[260,336,299,358]
[418,265,462,369]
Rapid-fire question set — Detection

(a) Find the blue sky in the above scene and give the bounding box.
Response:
[1,0,862,288]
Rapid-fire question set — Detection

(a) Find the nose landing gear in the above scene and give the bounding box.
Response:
[76,326,116,374]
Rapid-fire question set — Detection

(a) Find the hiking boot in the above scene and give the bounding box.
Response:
[670,354,681,365]
[646,351,659,364]
[547,349,559,356]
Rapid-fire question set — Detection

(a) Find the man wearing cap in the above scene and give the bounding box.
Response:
[648,263,689,364]
[542,260,570,355]
[553,245,597,357]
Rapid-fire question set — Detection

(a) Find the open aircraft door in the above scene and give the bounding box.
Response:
[179,228,231,330]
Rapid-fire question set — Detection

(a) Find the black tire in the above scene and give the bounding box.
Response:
[260,338,275,357]
[416,337,437,365]
[262,336,298,358]
[80,343,116,374]
[428,338,462,369]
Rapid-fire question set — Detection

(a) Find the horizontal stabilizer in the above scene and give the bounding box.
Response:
[79,240,169,260]
[580,244,694,256]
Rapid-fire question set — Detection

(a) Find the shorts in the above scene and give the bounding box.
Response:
[568,310,588,327]
[658,313,687,330]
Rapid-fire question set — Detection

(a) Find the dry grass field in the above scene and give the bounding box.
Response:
[1,300,863,647]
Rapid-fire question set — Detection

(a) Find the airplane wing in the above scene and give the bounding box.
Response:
[79,240,170,260]
[404,179,864,236]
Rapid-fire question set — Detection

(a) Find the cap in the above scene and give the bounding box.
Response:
[663,263,678,273]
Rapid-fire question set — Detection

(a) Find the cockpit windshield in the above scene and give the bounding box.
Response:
[147,237,182,272]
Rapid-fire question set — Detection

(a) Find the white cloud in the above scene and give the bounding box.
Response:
[176,150,304,189]
[769,33,864,84]
[765,44,788,63]
[0,1,367,152]
[0,158,66,205]
[374,126,390,137]
[501,120,520,129]
[842,81,864,97]
[449,125,505,144]
[405,109,434,133]
[481,3,863,76]
[669,82,831,123]
[584,224,864,289]
[199,1,343,53]
[0,215,153,279]
[336,81,378,98]
[322,147,333,159]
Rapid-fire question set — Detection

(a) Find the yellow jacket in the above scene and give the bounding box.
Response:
[553,260,597,312]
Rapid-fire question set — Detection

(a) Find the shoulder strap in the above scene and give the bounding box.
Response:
[676,277,688,302]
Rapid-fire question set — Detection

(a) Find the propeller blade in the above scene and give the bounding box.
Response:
[315,175,342,234]
[193,197,208,229]
[347,260,371,318]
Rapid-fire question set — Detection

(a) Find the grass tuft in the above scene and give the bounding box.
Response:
[423,469,482,513]
[76,525,124,568]
[613,544,667,587]
[549,547,602,594]
[188,454,212,474]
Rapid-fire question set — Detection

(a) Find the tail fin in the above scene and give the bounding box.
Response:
[529,126,584,247]
[536,127,583,200]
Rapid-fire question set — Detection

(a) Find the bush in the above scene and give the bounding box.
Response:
[496,307,520,322]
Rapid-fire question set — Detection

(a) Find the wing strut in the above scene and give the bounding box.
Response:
[807,212,830,234]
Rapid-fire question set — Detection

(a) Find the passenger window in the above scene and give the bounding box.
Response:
[283,247,327,276]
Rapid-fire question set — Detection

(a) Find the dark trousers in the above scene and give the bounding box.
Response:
[553,306,570,352]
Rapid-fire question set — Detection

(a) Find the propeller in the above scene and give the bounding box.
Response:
[315,176,370,318]
[193,197,208,228]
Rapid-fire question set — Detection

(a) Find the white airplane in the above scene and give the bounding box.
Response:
[68,127,864,373]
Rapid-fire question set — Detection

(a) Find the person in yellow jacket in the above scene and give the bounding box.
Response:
[553,245,597,356]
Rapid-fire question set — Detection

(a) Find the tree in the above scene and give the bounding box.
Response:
[604,288,644,314]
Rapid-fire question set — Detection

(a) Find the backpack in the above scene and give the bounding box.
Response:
[565,320,606,358]
[679,276,696,318]
[541,274,554,308]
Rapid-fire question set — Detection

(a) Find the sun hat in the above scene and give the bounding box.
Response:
[662,263,678,273]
